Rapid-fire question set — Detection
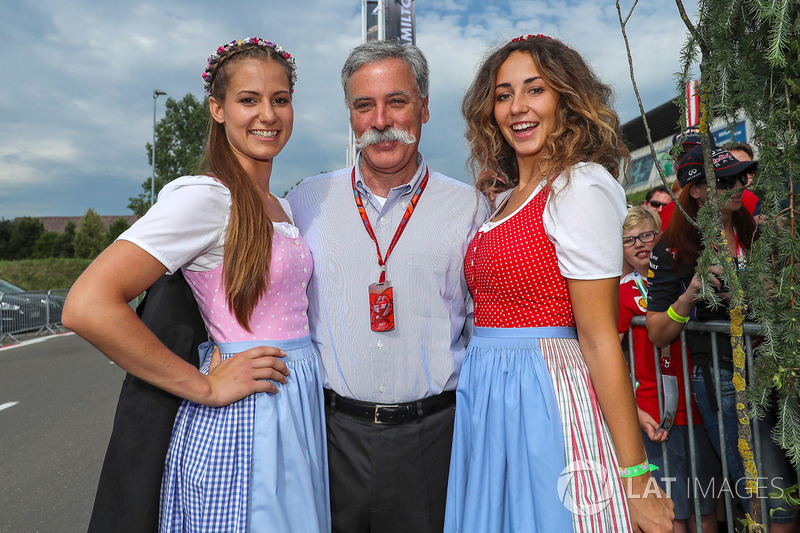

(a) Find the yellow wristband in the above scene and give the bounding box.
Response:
[667,305,690,323]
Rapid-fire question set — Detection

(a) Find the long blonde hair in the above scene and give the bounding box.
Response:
[462,36,629,187]
[200,43,295,330]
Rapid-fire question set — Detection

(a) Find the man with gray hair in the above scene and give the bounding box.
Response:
[287,40,488,532]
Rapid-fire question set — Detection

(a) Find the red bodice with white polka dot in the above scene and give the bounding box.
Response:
[465,185,574,328]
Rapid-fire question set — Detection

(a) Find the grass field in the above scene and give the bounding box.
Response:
[0,258,92,290]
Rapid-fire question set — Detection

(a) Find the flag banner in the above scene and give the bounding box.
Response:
[385,0,415,45]
[686,80,700,127]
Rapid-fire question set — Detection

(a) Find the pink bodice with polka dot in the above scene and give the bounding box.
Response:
[183,232,313,342]
[465,185,574,328]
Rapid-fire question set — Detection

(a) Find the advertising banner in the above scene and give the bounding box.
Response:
[385,0,415,45]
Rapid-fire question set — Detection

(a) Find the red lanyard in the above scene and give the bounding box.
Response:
[351,167,429,283]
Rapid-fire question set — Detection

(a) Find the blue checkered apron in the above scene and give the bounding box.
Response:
[159,337,329,532]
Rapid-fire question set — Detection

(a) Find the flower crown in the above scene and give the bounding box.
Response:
[511,34,553,43]
[510,34,567,49]
[202,37,298,96]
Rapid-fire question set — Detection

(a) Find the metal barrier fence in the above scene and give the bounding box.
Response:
[0,289,145,346]
[0,289,69,345]
[628,316,798,532]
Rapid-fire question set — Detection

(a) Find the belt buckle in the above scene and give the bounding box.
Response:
[374,404,401,424]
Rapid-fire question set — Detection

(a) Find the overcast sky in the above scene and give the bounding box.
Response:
[1,0,698,219]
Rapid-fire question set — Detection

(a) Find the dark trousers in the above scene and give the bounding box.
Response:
[326,402,455,533]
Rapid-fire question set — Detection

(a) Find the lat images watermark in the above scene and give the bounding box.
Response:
[557,459,615,516]
[557,459,663,516]
[557,459,791,517]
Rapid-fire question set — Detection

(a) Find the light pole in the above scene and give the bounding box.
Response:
[152,90,167,207]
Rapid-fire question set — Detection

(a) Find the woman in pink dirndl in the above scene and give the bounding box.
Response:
[65,38,329,532]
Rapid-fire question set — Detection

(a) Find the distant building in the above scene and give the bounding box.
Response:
[16,216,139,233]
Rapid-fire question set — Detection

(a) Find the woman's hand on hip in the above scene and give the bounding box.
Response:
[204,345,289,406]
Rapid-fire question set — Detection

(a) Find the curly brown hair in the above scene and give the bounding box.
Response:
[462,36,629,187]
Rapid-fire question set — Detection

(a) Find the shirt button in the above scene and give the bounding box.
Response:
[301,311,307,317]
[377,340,383,348]
[303,267,308,273]
[294,239,300,246]
[400,201,407,208]
[300,253,306,259]
[301,296,307,302]
[301,281,307,288]
[380,217,387,224]
[379,385,385,393]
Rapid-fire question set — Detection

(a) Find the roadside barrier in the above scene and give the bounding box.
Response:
[0,289,145,346]
[0,289,68,345]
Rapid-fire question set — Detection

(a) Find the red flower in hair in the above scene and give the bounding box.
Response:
[511,33,554,43]
[509,34,566,48]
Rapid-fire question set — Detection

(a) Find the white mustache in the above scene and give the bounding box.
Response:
[355,127,417,149]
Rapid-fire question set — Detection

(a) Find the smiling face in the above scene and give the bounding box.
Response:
[347,57,429,184]
[209,58,293,177]
[493,51,560,172]
[623,222,659,275]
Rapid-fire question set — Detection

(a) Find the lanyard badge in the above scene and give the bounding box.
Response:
[632,271,648,312]
[369,279,395,332]
[352,167,429,332]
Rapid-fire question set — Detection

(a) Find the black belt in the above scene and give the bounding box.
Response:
[323,388,455,425]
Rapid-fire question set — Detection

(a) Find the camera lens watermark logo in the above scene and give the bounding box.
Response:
[557,459,614,516]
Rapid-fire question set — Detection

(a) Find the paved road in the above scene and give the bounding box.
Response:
[0,333,124,533]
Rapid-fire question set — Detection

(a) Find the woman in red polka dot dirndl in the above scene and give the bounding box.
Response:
[443,35,674,533]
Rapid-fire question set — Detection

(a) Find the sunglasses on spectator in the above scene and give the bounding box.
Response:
[648,200,669,209]
[715,173,748,190]
[622,231,659,247]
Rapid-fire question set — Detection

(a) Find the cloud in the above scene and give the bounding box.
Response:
[0,136,79,186]
[1,0,698,219]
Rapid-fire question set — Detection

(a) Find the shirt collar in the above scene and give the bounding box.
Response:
[353,152,426,201]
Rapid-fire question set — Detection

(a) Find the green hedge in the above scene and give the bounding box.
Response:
[0,258,92,290]
[626,189,648,207]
